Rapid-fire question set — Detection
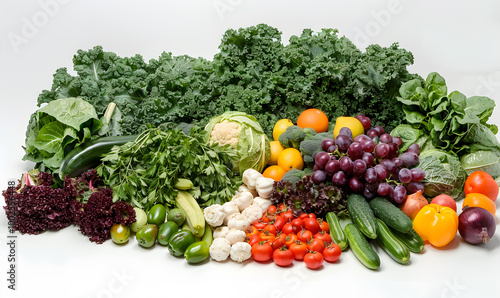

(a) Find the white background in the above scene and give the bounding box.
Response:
[1,0,500,297]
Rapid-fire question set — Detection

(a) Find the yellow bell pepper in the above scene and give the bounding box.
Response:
[413,204,458,248]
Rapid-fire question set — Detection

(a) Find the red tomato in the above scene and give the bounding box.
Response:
[267,205,277,214]
[263,224,278,236]
[323,243,342,263]
[304,251,324,269]
[248,234,261,247]
[289,240,308,260]
[303,218,320,234]
[313,231,332,244]
[272,246,294,267]
[252,220,267,230]
[285,234,298,248]
[307,213,317,219]
[464,171,499,202]
[282,210,294,223]
[318,219,330,233]
[282,223,294,235]
[273,215,286,232]
[277,203,287,212]
[251,242,273,262]
[307,238,325,253]
[272,233,287,250]
[299,213,309,220]
[291,218,305,233]
[297,229,313,243]
[261,213,273,223]
[430,194,457,212]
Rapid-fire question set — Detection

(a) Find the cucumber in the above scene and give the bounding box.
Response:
[345,223,380,270]
[368,197,412,233]
[326,212,348,251]
[375,219,410,265]
[59,135,138,178]
[347,194,377,239]
[391,227,425,253]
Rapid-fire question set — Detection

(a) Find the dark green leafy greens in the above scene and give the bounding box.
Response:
[96,126,241,211]
[36,24,419,138]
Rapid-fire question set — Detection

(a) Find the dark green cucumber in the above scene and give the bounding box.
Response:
[59,135,138,178]
[391,227,425,253]
[326,212,348,251]
[368,197,412,233]
[375,219,410,265]
[347,194,377,239]
[345,223,380,270]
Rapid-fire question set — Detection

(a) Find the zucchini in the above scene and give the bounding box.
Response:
[326,212,348,251]
[59,135,138,178]
[375,219,410,265]
[368,197,412,233]
[347,194,377,239]
[391,227,425,253]
[345,223,380,270]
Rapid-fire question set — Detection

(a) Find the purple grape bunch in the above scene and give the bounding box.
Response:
[311,115,425,203]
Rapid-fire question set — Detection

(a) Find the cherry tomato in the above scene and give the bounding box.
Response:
[313,231,332,244]
[267,205,278,214]
[307,213,317,219]
[299,213,309,220]
[272,246,294,267]
[304,251,324,270]
[318,218,330,233]
[251,242,273,262]
[273,215,286,232]
[291,218,305,233]
[303,218,320,234]
[289,240,308,260]
[285,234,298,248]
[282,223,294,235]
[264,224,278,236]
[277,203,287,212]
[252,220,267,230]
[297,229,313,243]
[261,213,273,223]
[246,226,260,237]
[464,171,499,202]
[248,234,261,247]
[272,233,287,250]
[259,231,276,242]
[323,243,342,263]
[282,210,294,223]
[307,237,325,253]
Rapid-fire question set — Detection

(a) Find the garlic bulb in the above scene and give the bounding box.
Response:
[213,226,229,239]
[230,242,252,263]
[232,191,254,212]
[209,238,232,262]
[225,229,246,245]
[222,201,240,225]
[227,213,250,231]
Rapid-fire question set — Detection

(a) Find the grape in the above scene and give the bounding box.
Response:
[324,159,341,174]
[365,182,379,193]
[335,135,352,151]
[352,160,367,178]
[321,139,335,151]
[349,177,364,193]
[377,183,392,196]
[339,156,353,174]
[380,159,396,173]
[392,137,402,147]
[332,171,348,187]
[379,133,393,144]
[362,152,374,167]
[311,170,327,184]
[314,152,331,169]
[366,128,379,138]
[410,168,425,182]
[392,157,403,167]
[365,167,378,184]
[407,143,420,155]
[355,115,372,130]
[406,182,424,194]
[313,164,320,171]
[373,125,385,135]
[339,127,353,139]
[374,164,388,180]
[401,152,419,167]
[347,142,363,160]
[327,145,338,153]
[374,143,389,158]
[390,168,400,181]
[398,168,412,184]
[363,187,375,200]
[393,185,407,203]
[387,143,399,159]
[354,134,370,143]
[361,139,375,153]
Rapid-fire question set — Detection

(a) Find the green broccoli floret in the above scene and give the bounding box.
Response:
[281,169,307,184]
[300,131,333,165]
[279,125,306,149]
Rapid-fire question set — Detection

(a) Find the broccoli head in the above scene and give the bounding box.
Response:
[300,131,333,165]
[279,125,317,149]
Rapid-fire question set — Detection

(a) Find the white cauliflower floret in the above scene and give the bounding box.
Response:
[209,120,241,147]
[203,204,226,227]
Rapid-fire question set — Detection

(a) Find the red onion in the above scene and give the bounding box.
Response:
[458,207,496,244]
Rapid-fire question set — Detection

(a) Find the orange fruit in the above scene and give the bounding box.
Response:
[297,109,329,133]
[273,119,294,141]
[462,193,496,216]
[263,165,287,181]
[333,116,365,139]
[268,140,285,165]
[277,148,304,172]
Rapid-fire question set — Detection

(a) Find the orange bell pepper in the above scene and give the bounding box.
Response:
[413,204,458,248]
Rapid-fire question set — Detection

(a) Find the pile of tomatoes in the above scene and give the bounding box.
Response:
[246,204,341,269]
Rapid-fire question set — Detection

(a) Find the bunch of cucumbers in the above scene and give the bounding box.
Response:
[326,194,424,270]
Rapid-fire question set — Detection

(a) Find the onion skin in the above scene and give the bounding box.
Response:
[458,207,496,244]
